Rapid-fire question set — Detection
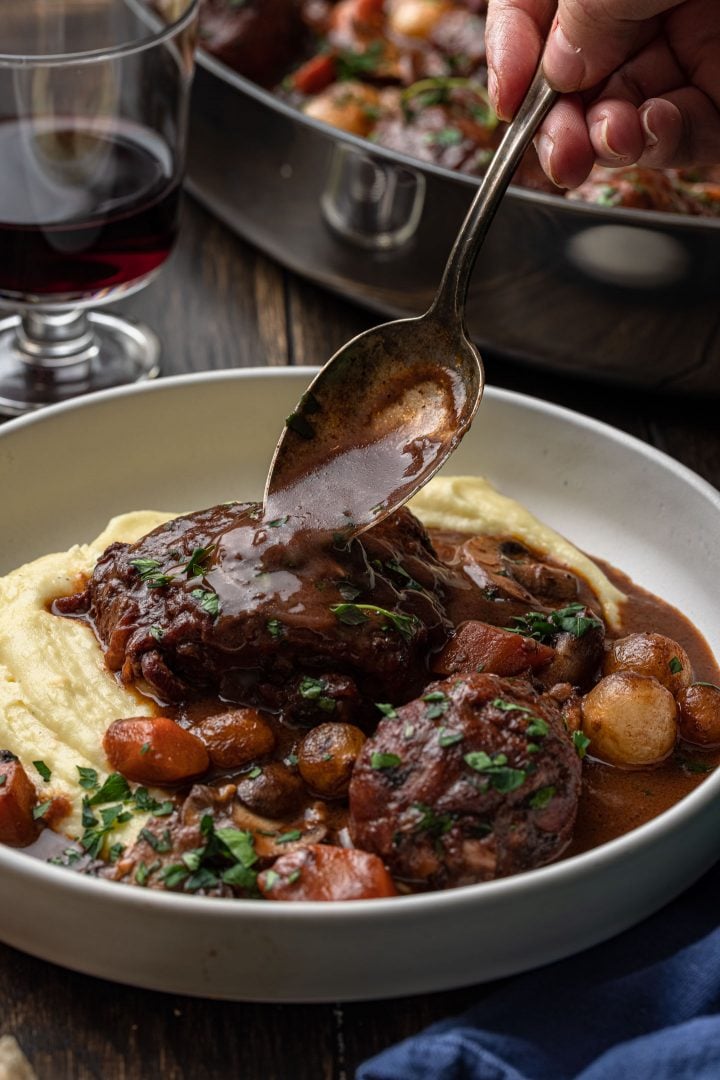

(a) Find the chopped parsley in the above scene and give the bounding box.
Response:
[130,558,175,589]
[149,625,165,642]
[424,126,463,147]
[526,717,549,738]
[191,588,220,617]
[88,773,132,807]
[139,827,173,854]
[0,776,6,788]
[411,803,455,837]
[337,580,362,602]
[33,800,53,820]
[529,786,556,809]
[375,703,398,719]
[335,41,384,81]
[76,766,99,791]
[266,517,289,529]
[246,766,263,780]
[669,657,683,674]
[423,690,449,720]
[675,755,713,775]
[276,830,303,844]
[183,545,216,578]
[463,751,527,793]
[491,698,535,715]
[330,603,420,641]
[438,728,463,748]
[267,619,284,640]
[506,604,603,643]
[160,815,259,894]
[298,675,336,713]
[573,731,591,759]
[370,752,402,770]
[33,760,51,783]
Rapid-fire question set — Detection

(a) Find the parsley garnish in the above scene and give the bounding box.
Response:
[298,676,336,713]
[149,625,165,642]
[490,698,535,715]
[191,588,220,617]
[464,751,527,793]
[33,760,51,782]
[424,126,463,147]
[530,786,556,809]
[183,545,216,578]
[33,800,53,820]
[423,690,449,720]
[276,829,302,844]
[669,657,683,674]
[88,773,132,807]
[370,752,402,770]
[507,604,603,643]
[411,803,455,837]
[76,766,99,791]
[438,728,463,748]
[330,603,420,641]
[267,619,284,640]
[266,516,289,529]
[335,41,384,80]
[160,815,259,894]
[573,731,591,759]
[130,558,175,589]
[376,703,398,719]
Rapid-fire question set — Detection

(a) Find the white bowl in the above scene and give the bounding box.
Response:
[1,369,719,1002]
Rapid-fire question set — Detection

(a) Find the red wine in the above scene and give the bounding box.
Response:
[0,117,180,299]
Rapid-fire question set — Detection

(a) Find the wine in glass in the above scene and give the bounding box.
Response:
[0,0,199,415]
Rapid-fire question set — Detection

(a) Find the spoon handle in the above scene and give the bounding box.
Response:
[431,65,557,324]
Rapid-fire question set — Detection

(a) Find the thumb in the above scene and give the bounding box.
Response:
[543,0,684,92]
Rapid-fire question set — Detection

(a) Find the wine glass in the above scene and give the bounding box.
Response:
[0,0,199,416]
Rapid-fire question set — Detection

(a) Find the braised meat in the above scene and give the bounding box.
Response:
[198,0,306,87]
[59,502,454,706]
[348,673,582,887]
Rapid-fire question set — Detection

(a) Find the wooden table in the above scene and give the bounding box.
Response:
[1,194,719,1080]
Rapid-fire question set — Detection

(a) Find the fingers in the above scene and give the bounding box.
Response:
[543,0,684,92]
[486,0,556,120]
[637,90,720,166]
[534,95,595,188]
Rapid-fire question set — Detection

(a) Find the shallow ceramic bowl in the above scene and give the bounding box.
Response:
[0,369,719,1002]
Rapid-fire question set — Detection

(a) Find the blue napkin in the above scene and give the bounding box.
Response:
[357,859,720,1080]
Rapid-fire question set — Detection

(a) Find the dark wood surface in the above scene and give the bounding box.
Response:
[1,194,719,1080]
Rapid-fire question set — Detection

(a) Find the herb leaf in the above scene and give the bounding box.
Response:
[330,603,420,641]
[370,752,402,770]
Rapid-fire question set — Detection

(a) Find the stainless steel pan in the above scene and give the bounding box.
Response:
[187,52,720,394]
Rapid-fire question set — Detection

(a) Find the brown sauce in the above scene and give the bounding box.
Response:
[33,517,720,889]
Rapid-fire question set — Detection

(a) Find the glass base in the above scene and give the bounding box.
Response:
[0,310,160,417]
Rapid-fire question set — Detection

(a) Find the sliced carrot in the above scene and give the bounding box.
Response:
[432,620,555,677]
[0,755,39,847]
[103,716,209,785]
[292,54,337,95]
[258,844,397,901]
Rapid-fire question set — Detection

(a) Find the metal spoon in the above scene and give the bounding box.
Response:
[264,67,557,536]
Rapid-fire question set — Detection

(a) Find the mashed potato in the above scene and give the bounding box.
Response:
[0,478,625,839]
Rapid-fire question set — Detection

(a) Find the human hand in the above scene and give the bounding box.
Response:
[485,0,720,188]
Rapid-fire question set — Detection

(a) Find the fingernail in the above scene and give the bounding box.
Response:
[591,117,625,161]
[544,22,586,91]
[535,133,559,187]
[487,68,498,111]
[640,104,659,149]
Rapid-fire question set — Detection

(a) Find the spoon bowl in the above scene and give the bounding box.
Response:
[265,68,557,535]
[264,313,482,536]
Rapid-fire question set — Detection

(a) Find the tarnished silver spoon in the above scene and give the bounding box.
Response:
[264,67,557,537]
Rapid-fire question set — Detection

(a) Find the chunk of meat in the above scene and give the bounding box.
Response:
[198,0,307,87]
[258,843,397,900]
[349,673,581,888]
[431,620,554,677]
[59,503,454,706]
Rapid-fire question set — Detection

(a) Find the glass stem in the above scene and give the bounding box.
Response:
[15,309,98,372]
